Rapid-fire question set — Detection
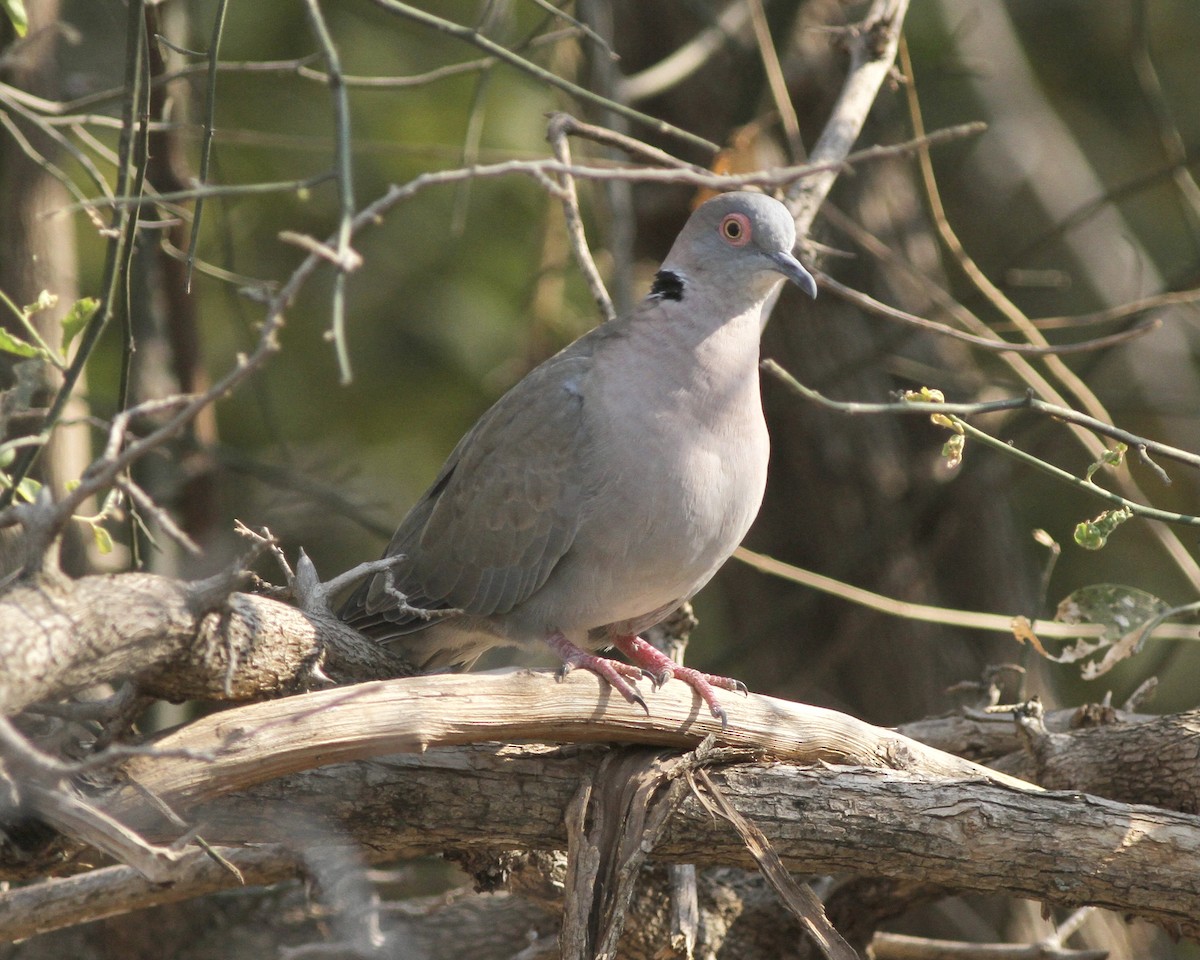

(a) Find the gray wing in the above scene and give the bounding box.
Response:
[341,345,596,634]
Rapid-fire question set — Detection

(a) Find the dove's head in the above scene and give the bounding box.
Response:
[658,191,817,304]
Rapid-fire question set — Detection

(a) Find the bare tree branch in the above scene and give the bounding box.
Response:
[0,574,409,715]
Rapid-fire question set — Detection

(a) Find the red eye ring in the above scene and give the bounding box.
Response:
[719,212,752,247]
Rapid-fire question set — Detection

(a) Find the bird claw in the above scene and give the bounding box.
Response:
[646,667,673,690]
[711,676,749,696]
[547,632,649,715]
[613,635,746,724]
[544,631,745,724]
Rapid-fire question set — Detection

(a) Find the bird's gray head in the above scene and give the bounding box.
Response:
[653,191,818,304]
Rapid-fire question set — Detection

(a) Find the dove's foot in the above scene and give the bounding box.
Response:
[613,634,746,727]
[545,631,649,715]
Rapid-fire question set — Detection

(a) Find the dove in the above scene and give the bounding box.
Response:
[341,191,817,723]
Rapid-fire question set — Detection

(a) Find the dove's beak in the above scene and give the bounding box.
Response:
[769,250,818,299]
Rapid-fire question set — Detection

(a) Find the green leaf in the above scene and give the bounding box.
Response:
[24,290,56,316]
[0,327,44,360]
[1052,583,1171,679]
[941,433,965,469]
[14,476,41,503]
[61,297,100,352]
[2,0,27,37]
[1085,443,1126,482]
[1073,506,1133,550]
[92,524,114,555]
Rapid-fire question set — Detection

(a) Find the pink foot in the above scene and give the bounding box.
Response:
[613,635,747,726]
[545,631,649,715]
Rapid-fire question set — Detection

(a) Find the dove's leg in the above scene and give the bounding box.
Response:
[613,635,747,725]
[545,631,649,715]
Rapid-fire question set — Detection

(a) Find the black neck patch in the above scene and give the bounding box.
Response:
[649,269,685,302]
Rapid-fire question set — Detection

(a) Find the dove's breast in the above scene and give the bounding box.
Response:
[505,303,770,645]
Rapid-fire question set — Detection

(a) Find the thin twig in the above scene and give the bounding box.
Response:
[549,112,702,171]
[817,269,1161,356]
[62,123,983,219]
[547,114,615,322]
[1018,287,1200,332]
[302,0,358,385]
[618,3,753,103]
[786,0,910,237]
[369,0,719,155]
[901,38,1200,591]
[0,29,590,117]
[763,357,1200,470]
[116,475,202,555]
[747,0,804,160]
[524,0,615,59]
[56,172,337,219]
[183,0,229,292]
[695,769,858,960]
[0,92,113,217]
[734,544,1198,641]
[0,0,149,512]
[870,931,1107,960]
[764,359,1200,528]
[1130,0,1200,234]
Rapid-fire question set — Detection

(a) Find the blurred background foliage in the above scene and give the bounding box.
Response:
[6,0,1200,730]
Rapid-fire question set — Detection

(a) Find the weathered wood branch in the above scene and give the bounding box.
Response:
[901,707,1200,813]
[162,743,1200,939]
[0,575,410,715]
[4,737,1199,941]
[0,852,806,959]
[3,673,1199,943]
[103,670,1038,821]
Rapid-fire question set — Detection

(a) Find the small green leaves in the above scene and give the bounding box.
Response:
[941,433,965,470]
[2,0,27,36]
[0,466,42,504]
[1074,506,1133,550]
[0,327,44,359]
[1085,443,1126,482]
[13,475,41,503]
[0,288,98,369]
[902,386,965,468]
[92,524,114,555]
[61,297,100,352]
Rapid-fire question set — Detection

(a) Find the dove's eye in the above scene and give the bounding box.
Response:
[719,212,751,247]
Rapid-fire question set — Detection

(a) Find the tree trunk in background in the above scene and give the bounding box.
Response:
[0,1,94,575]
[132,2,223,577]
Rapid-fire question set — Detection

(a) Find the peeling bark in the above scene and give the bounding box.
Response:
[0,574,410,714]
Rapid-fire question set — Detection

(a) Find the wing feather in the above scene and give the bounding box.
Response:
[341,346,597,634]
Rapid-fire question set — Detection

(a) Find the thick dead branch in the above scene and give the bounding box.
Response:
[0,573,410,715]
[5,735,1199,942]
[0,845,304,944]
[1,675,1197,941]
[1,857,813,959]
[1,676,1197,944]
[900,707,1200,813]
[18,783,195,884]
[787,0,910,236]
[992,709,1200,813]
[98,671,1036,819]
[560,748,692,959]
